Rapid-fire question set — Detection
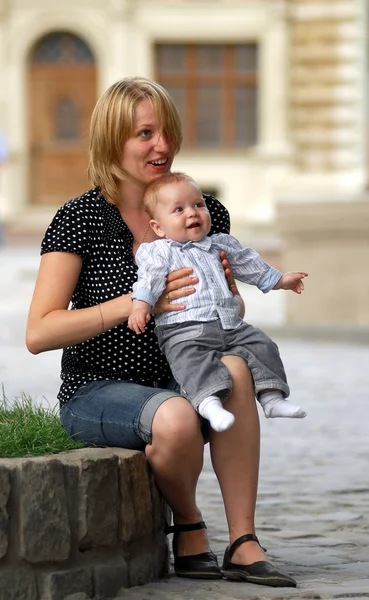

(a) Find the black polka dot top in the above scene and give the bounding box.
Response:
[41,187,230,407]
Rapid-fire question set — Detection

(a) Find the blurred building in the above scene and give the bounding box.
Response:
[0,0,367,327]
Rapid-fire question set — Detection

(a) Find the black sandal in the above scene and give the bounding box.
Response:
[165,521,222,579]
[222,533,297,588]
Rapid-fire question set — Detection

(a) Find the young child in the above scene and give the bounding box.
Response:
[128,172,308,432]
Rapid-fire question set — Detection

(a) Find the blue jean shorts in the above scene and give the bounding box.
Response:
[59,378,181,450]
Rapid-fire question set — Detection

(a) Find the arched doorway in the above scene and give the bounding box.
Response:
[28,32,97,206]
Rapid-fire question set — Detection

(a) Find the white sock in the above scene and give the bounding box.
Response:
[198,395,235,432]
[259,390,307,419]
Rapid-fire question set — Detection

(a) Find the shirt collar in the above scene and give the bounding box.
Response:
[169,236,212,251]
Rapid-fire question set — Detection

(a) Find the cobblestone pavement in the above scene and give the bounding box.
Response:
[1,245,369,599]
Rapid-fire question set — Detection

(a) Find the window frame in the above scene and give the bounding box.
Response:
[155,43,258,149]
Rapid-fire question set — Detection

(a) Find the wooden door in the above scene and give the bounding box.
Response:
[28,32,97,206]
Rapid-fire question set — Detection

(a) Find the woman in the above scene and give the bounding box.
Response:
[26,77,296,588]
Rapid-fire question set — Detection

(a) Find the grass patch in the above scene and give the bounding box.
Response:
[0,389,85,458]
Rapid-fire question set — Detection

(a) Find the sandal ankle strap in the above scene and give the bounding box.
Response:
[227,533,266,560]
[165,520,206,535]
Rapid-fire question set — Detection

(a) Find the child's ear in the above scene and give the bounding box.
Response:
[150,219,166,238]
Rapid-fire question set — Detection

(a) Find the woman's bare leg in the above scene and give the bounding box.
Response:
[145,396,209,556]
[210,355,270,565]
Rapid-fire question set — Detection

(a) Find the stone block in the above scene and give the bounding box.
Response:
[128,551,156,587]
[118,451,153,542]
[93,557,129,596]
[77,454,119,549]
[19,459,71,563]
[0,465,11,558]
[61,460,80,544]
[41,567,92,600]
[0,567,37,600]
[153,534,170,579]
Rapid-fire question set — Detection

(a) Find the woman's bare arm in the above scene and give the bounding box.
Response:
[26,252,132,354]
[26,256,199,354]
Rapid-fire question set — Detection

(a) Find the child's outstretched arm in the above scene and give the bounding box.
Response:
[128,299,151,334]
[273,272,308,294]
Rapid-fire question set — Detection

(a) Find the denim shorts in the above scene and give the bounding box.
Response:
[59,378,182,450]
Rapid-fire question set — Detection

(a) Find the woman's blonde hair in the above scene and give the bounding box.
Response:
[143,172,200,218]
[87,77,183,204]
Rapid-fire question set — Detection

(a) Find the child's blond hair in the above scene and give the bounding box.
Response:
[143,172,200,218]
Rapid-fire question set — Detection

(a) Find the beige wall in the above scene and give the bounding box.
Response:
[277,199,369,326]
[0,0,291,237]
[0,0,368,326]
[279,0,366,197]
[275,0,369,326]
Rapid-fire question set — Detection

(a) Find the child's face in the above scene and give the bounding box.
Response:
[150,180,211,243]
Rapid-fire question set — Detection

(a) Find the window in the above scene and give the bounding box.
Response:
[31,32,94,64]
[156,44,258,148]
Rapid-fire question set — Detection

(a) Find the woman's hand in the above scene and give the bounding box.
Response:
[154,267,199,314]
[219,250,245,318]
[219,250,239,295]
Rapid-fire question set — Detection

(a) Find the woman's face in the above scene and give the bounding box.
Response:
[120,98,175,191]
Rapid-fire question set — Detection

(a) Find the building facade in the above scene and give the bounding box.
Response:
[0,0,367,326]
[277,0,368,327]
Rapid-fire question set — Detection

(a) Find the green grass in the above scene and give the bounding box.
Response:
[0,388,85,458]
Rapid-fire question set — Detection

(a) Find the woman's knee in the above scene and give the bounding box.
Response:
[150,396,202,448]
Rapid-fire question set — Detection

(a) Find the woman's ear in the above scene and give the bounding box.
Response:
[150,219,166,238]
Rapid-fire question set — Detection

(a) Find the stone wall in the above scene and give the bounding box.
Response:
[289,0,362,174]
[276,198,369,326]
[275,0,367,327]
[0,447,171,600]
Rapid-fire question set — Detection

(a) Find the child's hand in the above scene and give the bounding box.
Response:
[128,309,151,334]
[277,272,308,294]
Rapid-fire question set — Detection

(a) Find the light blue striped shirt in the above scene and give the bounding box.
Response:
[132,233,282,329]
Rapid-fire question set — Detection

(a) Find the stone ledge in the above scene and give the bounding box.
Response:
[263,324,369,345]
[277,199,369,239]
[0,448,170,600]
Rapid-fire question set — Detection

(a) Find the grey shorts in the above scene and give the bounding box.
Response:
[156,319,289,408]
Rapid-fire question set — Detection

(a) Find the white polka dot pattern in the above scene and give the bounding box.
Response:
[41,187,230,406]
